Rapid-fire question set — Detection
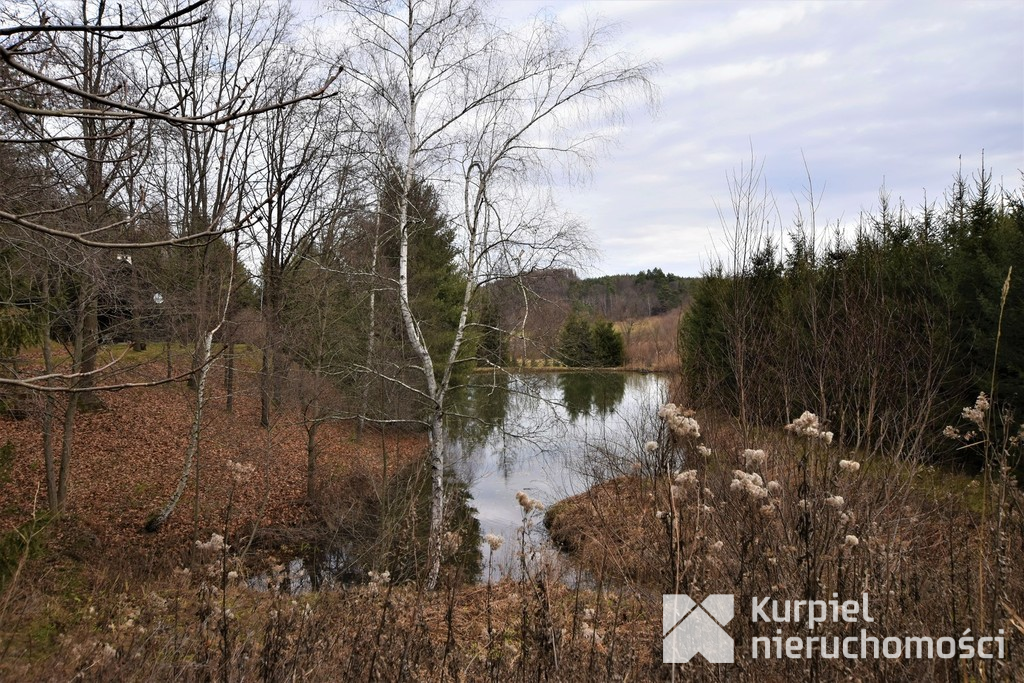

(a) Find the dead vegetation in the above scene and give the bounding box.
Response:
[546,400,1024,680]
[1,350,1023,680]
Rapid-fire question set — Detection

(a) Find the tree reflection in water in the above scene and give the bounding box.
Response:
[557,372,626,422]
[445,371,664,580]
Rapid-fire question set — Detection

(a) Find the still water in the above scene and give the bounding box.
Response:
[448,371,669,577]
[253,371,669,590]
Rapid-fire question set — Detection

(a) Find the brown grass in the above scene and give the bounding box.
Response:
[1,343,1021,680]
[618,309,682,371]
[543,406,1024,680]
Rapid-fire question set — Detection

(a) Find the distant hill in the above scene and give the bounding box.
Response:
[485,268,696,362]
[570,268,694,319]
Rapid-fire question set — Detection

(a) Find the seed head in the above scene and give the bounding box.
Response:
[483,533,504,552]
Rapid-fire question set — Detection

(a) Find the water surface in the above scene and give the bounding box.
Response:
[448,371,669,577]
[253,370,669,589]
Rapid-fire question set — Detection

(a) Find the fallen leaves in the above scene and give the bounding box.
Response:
[0,352,426,572]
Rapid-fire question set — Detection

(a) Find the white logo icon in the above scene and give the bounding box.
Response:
[663,594,735,664]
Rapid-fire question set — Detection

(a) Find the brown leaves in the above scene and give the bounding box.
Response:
[0,355,425,570]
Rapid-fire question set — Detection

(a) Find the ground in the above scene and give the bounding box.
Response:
[0,345,425,575]
[0,346,1019,680]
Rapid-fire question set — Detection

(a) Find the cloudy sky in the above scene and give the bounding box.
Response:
[493,0,1024,277]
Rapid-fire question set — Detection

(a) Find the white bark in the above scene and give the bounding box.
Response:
[145,327,216,532]
[346,0,653,589]
[146,238,237,532]
[395,22,447,583]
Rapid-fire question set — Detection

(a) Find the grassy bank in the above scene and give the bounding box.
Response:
[540,401,1023,679]
[2,343,1021,680]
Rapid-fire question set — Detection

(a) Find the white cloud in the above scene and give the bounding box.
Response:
[647,2,823,62]
[490,0,1023,276]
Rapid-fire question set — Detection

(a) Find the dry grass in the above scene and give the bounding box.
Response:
[618,309,681,371]
[545,404,1024,680]
[0,566,663,682]
[1,343,1022,680]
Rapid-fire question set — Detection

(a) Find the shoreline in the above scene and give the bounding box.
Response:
[471,365,674,374]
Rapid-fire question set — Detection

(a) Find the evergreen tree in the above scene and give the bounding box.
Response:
[558,313,625,367]
[677,163,1024,463]
[558,311,595,367]
[592,319,625,367]
[474,290,508,368]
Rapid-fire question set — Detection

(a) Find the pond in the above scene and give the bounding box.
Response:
[447,370,670,579]
[252,370,669,591]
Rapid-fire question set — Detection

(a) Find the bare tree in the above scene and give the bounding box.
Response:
[345,0,654,588]
[0,0,339,512]
[139,0,290,391]
[249,42,344,428]
[0,1,341,251]
[145,234,239,531]
[2,0,165,510]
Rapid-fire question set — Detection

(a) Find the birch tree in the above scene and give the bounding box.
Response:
[346,0,653,588]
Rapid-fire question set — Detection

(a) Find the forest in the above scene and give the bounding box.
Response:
[1,0,1023,680]
[681,162,1024,466]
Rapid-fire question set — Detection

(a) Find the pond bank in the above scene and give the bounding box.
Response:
[448,371,670,579]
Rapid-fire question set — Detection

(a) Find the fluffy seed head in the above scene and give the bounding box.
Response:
[483,533,504,552]
[825,494,845,509]
[743,449,767,466]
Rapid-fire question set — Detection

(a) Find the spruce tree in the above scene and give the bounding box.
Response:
[592,319,625,367]
[558,312,595,367]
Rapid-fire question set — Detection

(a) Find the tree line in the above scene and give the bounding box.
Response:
[679,160,1023,463]
[569,269,694,319]
[478,267,692,366]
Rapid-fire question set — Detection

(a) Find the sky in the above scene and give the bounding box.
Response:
[491,0,1024,277]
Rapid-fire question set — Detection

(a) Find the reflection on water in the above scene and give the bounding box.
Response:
[250,461,482,592]
[447,371,668,579]
[248,551,361,594]
[254,371,668,590]
[558,373,626,421]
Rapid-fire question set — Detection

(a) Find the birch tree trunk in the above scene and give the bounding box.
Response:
[396,38,446,584]
[145,328,216,532]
